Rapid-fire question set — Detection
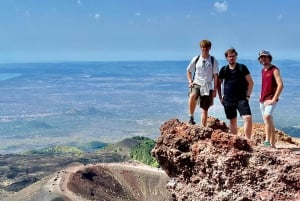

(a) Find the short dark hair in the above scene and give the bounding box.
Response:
[224,48,238,57]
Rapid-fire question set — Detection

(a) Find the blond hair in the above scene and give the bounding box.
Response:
[200,40,212,48]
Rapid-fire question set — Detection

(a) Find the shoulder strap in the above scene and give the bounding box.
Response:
[224,65,230,79]
[192,55,200,81]
[194,55,200,66]
[237,63,244,71]
[211,56,215,78]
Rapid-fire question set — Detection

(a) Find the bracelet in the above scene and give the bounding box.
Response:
[246,95,250,98]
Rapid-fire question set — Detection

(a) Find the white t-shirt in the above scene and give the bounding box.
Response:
[186,55,219,90]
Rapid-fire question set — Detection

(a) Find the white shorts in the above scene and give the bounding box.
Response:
[259,102,277,116]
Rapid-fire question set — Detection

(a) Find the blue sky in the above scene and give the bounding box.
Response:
[0,0,299,62]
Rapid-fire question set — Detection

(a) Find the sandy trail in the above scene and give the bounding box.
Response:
[50,164,86,201]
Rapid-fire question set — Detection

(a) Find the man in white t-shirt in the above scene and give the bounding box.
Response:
[186,40,219,126]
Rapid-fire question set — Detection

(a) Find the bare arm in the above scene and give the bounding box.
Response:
[212,73,218,97]
[245,74,254,99]
[271,69,284,102]
[187,71,193,88]
[187,71,193,83]
[217,77,223,102]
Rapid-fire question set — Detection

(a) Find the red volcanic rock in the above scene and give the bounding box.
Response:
[249,123,299,146]
[152,117,300,201]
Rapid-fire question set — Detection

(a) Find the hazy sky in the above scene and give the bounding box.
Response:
[0,0,299,62]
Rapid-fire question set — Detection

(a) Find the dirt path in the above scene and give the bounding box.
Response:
[53,163,92,201]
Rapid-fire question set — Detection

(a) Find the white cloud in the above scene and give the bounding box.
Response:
[94,13,101,19]
[214,1,228,12]
[135,12,141,17]
[77,0,82,6]
[89,13,101,20]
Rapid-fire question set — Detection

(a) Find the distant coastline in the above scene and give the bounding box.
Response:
[0,60,299,154]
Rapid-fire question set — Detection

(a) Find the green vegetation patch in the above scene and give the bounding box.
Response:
[129,136,159,168]
[67,141,109,152]
[24,145,84,156]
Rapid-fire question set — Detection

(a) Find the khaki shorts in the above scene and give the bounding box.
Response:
[190,85,213,110]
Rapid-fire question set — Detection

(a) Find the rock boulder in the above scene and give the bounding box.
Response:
[152,117,300,201]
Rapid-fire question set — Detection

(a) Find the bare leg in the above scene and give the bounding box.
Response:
[242,115,252,139]
[270,125,276,148]
[201,108,208,127]
[264,114,276,147]
[263,114,273,143]
[189,93,197,116]
[229,117,238,134]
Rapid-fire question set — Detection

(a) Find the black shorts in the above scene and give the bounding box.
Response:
[222,99,251,119]
[190,86,213,111]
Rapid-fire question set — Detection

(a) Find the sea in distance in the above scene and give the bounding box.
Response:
[0,59,299,154]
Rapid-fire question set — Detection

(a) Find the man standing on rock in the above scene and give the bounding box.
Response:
[186,40,219,126]
[218,48,254,139]
[258,50,284,148]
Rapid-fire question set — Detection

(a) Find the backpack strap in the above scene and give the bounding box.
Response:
[195,55,201,65]
[211,56,215,80]
[192,55,200,81]
[211,56,215,67]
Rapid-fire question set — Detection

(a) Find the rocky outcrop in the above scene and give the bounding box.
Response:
[152,117,300,201]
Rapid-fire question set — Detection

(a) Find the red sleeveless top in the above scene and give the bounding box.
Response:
[260,65,278,102]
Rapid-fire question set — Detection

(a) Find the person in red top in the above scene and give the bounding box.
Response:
[258,50,284,148]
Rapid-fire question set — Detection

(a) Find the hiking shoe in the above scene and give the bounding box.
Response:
[263,141,271,147]
[188,116,196,125]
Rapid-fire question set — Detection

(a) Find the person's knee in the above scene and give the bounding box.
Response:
[263,114,272,121]
[189,93,197,101]
[230,116,237,123]
[243,115,252,123]
[201,108,208,114]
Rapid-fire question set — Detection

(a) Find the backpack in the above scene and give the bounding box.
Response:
[192,55,215,81]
